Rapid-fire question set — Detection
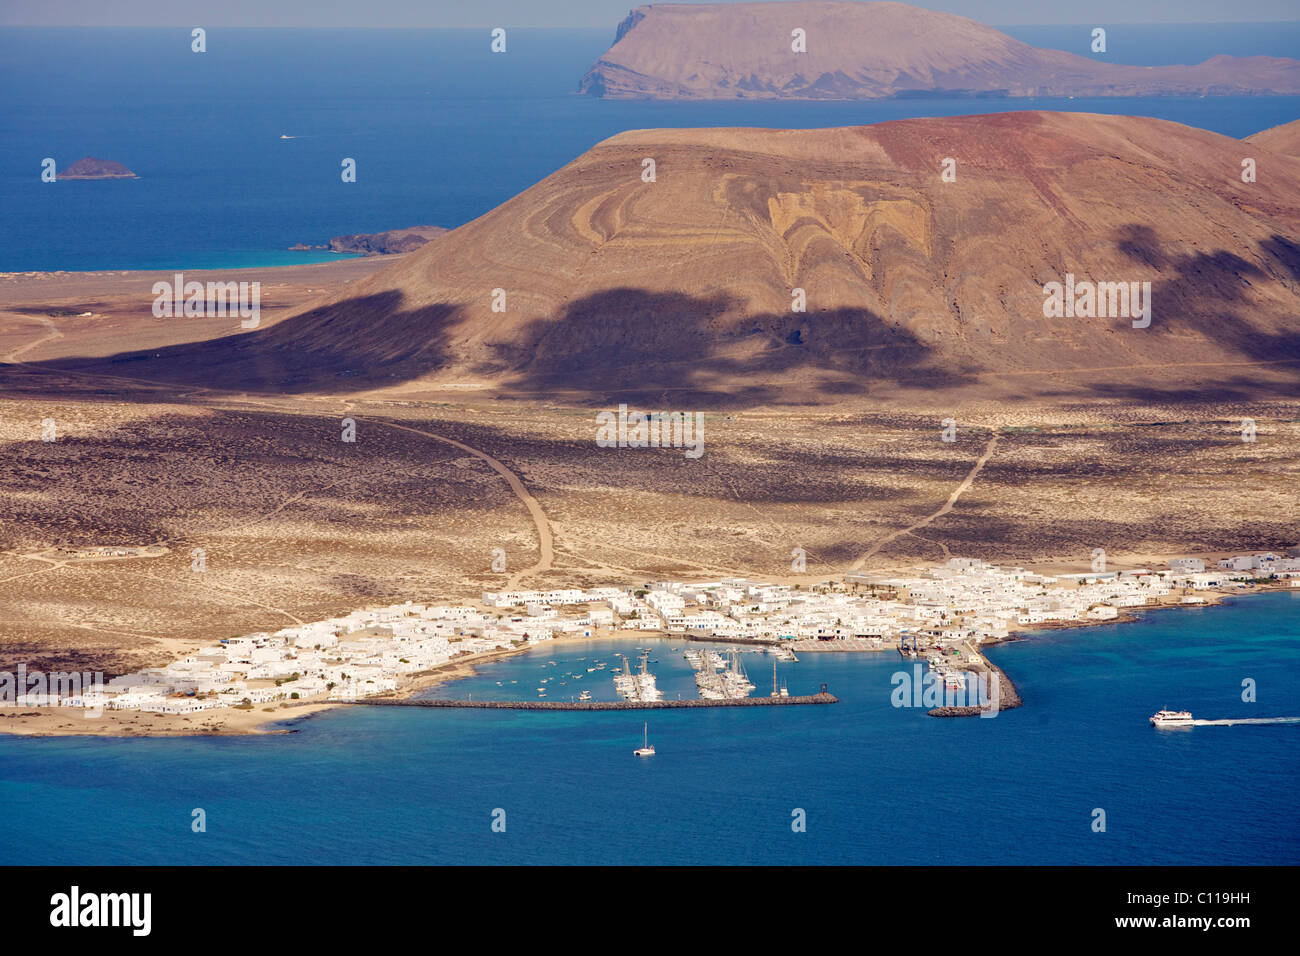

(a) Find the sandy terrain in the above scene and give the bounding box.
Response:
[2,113,1297,718]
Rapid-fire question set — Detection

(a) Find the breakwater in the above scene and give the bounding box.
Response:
[682,634,780,648]
[928,662,1022,718]
[347,690,838,711]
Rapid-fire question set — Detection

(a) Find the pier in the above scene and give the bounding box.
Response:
[345,689,838,711]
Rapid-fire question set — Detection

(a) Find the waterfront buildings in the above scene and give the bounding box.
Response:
[28,552,1296,715]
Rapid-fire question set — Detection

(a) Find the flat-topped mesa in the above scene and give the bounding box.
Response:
[58,157,137,180]
[579,1,1300,99]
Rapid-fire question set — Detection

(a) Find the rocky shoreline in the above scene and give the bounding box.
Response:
[290,225,445,256]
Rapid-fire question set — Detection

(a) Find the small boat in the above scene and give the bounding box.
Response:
[579,690,592,701]
[634,722,655,756]
[1150,709,1194,727]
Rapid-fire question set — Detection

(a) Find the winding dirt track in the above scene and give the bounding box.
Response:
[2,321,558,595]
[849,432,1000,571]
[340,418,553,590]
[3,317,1004,594]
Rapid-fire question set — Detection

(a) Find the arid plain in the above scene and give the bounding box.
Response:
[1,268,1295,678]
[2,113,1299,679]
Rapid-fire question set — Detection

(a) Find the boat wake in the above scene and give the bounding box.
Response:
[1191,717,1300,726]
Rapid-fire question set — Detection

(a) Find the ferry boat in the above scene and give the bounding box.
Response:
[633,722,655,756]
[1150,709,1194,727]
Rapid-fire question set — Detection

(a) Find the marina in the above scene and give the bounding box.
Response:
[19,551,1289,720]
[3,592,1296,865]
[346,688,838,711]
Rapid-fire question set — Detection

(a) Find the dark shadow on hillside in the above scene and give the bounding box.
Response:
[1116,227,1300,358]
[0,286,974,408]
[477,287,976,406]
[1096,226,1300,403]
[1,291,461,396]
[4,248,1297,407]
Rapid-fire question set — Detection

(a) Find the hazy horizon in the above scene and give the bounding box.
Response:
[3,0,1297,29]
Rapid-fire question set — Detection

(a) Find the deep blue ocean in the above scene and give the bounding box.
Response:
[1,24,1298,271]
[1,591,1296,865]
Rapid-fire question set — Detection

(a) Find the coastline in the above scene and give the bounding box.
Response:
[1,582,1292,739]
[0,628,649,739]
[0,253,371,279]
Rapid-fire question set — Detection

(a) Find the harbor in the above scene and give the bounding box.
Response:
[896,633,1022,717]
[345,688,838,711]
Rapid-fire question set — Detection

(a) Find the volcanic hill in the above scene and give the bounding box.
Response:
[37,111,1300,407]
[579,1,1300,100]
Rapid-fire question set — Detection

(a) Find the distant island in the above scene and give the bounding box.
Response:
[291,225,447,256]
[58,157,137,180]
[579,1,1300,99]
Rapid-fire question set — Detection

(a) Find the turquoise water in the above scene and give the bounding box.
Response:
[1,591,1296,865]
[1,26,1297,271]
